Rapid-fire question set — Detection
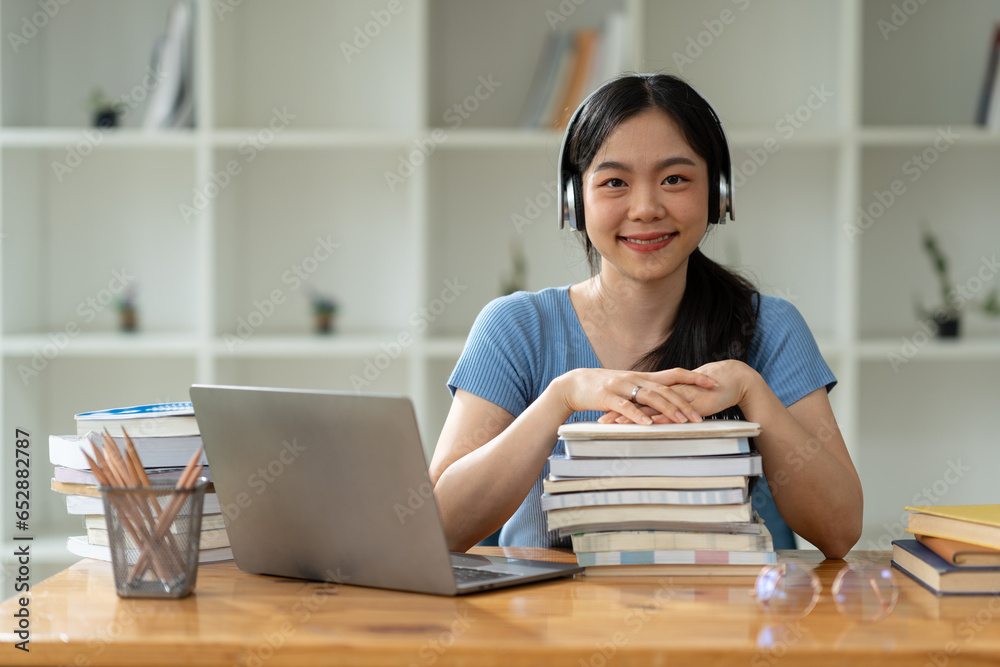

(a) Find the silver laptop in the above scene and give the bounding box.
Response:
[189,385,582,595]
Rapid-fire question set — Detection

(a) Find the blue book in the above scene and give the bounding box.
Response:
[891,539,1000,595]
[75,402,198,438]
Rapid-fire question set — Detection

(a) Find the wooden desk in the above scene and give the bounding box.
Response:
[2,548,1000,666]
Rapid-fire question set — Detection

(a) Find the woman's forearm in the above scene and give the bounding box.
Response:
[433,378,575,551]
[739,371,863,558]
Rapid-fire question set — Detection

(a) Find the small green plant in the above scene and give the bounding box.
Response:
[916,228,959,324]
[309,291,338,334]
[88,89,126,128]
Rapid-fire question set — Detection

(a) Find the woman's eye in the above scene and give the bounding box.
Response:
[664,175,688,186]
[603,178,626,188]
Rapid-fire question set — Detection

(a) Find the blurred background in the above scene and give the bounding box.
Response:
[2,0,1000,595]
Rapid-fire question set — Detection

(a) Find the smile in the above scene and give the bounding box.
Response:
[620,233,677,245]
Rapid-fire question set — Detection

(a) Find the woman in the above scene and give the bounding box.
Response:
[430,74,862,559]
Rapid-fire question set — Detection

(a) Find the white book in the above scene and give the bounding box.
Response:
[87,526,229,550]
[572,526,773,554]
[548,453,762,478]
[66,535,232,563]
[564,437,750,458]
[576,549,777,567]
[540,487,746,511]
[50,433,205,470]
[66,492,220,516]
[86,512,227,532]
[546,502,753,531]
[558,419,760,440]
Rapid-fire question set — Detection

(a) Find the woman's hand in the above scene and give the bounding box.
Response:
[554,367,719,425]
[600,360,755,423]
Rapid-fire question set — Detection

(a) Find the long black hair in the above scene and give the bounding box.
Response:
[565,74,759,420]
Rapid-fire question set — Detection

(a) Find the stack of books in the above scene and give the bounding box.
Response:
[48,402,232,563]
[891,505,1000,595]
[544,419,775,577]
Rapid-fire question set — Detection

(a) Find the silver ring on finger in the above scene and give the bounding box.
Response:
[630,385,642,403]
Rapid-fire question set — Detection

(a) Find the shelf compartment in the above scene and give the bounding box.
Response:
[212,147,415,338]
[857,145,1000,339]
[212,0,420,131]
[701,146,842,342]
[643,0,845,131]
[428,0,627,130]
[862,0,1000,127]
[857,360,1000,551]
[1,147,199,335]
[425,147,590,337]
[1,0,185,128]
[2,332,199,358]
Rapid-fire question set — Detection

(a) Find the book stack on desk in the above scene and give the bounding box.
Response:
[891,505,1000,595]
[544,420,775,577]
[48,402,233,563]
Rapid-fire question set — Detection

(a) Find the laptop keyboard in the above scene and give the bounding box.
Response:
[452,566,513,584]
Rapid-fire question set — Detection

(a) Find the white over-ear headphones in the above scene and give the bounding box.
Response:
[557,74,734,231]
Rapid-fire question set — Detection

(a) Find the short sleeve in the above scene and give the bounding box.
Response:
[447,294,540,417]
[749,296,837,407]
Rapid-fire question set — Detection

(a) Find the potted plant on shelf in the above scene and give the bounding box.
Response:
[88,89,126,128]
[916,228,961,338]
[310,292,338,335]
[116,288,138,333]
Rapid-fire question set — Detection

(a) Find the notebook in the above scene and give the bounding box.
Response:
[189,385,582,595]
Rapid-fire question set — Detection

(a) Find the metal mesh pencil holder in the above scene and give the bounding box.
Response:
[100,479,209,598]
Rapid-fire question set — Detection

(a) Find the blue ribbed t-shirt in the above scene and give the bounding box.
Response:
[447,286,836,549]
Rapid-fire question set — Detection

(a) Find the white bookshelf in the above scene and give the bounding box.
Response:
[2,0,1000,588]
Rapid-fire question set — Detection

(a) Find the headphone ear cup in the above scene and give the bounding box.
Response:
[569,172,585,231]
[716,173,729,225]
[564,172,586,231]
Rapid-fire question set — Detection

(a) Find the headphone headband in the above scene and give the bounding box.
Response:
[558,73,734,231]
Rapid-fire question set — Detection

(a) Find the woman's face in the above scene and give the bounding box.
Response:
[582,108,710,287]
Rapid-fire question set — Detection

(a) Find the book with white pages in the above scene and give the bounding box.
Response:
[540,487,747,511]
[543,475,748,494]
[564,437,750,458]
[67,492,219,516]
[51,433,205,470]
[571,525,773,554]
[556,518,765,539]
[86,512,227,533]
[546,502,753,532]
[558,419,760,440]
[67,535,232,563]
[548,453,762,478]
[576,549,777,567]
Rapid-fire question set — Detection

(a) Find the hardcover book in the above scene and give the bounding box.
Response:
[892,539,1000,595]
